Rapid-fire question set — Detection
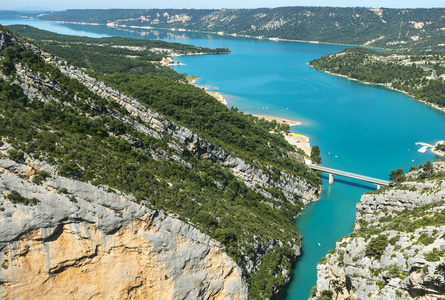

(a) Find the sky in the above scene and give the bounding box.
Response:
[3,0,444,11]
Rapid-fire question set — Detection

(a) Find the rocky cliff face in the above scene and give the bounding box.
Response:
[311,162,445,300]
[0,157,248,299]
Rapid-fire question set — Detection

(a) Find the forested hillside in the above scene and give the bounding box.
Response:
[26,7,445,53]
[8,25,229,79]
[0,25,320,298]
[309,48,445,108]
[9,25,319,185]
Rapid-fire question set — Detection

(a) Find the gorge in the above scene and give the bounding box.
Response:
[1,9,445,299]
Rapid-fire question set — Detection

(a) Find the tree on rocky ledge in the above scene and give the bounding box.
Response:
[388,168,406,183]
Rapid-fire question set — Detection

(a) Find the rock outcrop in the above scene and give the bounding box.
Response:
[0,158,248,299]
[311,162,445,300]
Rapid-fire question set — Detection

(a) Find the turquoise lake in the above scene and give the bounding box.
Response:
[1,19,445,299]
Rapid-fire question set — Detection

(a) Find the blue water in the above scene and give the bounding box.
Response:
[2,19,444,299]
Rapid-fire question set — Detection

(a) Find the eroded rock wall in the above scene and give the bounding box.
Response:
[311,162,445,300]
[0,158,248,299]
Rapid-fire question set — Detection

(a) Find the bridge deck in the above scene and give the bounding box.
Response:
[308,164,391,186]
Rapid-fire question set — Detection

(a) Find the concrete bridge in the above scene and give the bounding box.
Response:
[308,164,391,189]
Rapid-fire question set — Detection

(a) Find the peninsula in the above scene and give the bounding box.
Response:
[309,48,445,111]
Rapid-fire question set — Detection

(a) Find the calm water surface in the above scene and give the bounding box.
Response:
[2,19,444,299]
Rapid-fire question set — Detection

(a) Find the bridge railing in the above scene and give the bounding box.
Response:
[307,164,391,188]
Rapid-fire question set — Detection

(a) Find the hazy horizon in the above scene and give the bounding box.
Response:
[1,0,444,12]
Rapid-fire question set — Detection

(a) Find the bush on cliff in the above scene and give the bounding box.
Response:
[365,234,388,260]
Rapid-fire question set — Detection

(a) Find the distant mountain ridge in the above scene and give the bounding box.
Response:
[17,7,445,53]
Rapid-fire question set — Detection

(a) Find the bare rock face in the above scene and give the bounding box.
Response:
[311,162,445,300]
[0,158,248,299]
[0,29,18,51]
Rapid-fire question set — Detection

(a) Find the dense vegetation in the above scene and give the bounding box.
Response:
[0,26,320,298]
[436,142,445,152]
[309,47,445,108]
[7,25,229,80]
[24,7,445,53]
[8,25,321,187]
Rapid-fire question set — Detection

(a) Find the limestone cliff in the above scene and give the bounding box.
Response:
[311,162,445,300]
[0,158,248,299]
[0,26,322,299]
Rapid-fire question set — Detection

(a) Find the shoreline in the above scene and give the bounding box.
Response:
[432,141,445,157]
[111,24,359,48]
[206,91,227,105]
[185,77,311,156]
[186,78,311,156]
[32,19,362,49]
[252,114,301,126]
[311,66,445,114]
[285,132,312,157]
[252,115,311,156]
[185,76,227,105]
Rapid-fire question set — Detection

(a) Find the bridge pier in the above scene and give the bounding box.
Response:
[307,164,390,187]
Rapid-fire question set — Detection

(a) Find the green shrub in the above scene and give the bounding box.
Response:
[7,149,25,162]
[365,235,388,259]
[32,170,50,185]
[317,290,333,300]
[383,264,407,279]
[425,248,445,262]
[389,235,400,245]
[6,190,39,205]
[58,162,82,178]
[310,286,318,298]
[319,257,328,265]
[338,250,345,262]
[376,280,386,290]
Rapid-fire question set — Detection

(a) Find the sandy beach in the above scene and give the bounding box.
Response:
[252,115,311,156]
[206,91,227,105]
[186,77,227,105]
[284,132,312,156]
[252,115,301,126]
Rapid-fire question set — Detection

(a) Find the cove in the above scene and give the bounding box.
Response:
[1,19,444,299]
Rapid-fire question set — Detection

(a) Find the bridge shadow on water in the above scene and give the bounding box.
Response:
[319,174,377,190]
